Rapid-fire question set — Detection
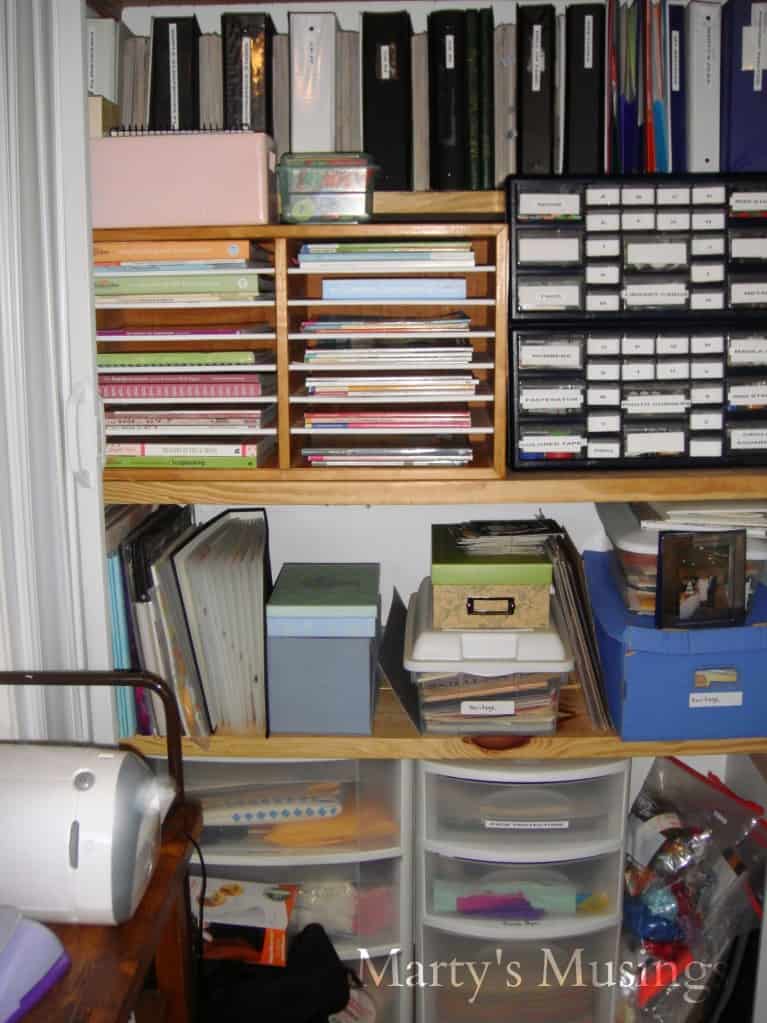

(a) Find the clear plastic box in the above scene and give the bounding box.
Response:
[597,502,767,615]
[403,578,572,736]
[278,153,377,223]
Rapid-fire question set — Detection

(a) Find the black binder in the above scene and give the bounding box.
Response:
[147,16,201,131]
[564,5,606,174]
[362,12,413,190]
[221,13,275,133]
[428,9,467,190]
[516,5,555,175]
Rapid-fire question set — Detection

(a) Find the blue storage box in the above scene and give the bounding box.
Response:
[585,550,767,741]
[266,563,380,735]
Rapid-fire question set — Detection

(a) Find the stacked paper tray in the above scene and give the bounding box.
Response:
[403,578,573,735]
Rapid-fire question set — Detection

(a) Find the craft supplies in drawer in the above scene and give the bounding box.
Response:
[194,858,400,952]
[420,926,617,1023]
[185,759,401,858]
[404,579,571,736]
[423,773,626,853]
[424,851,619,928]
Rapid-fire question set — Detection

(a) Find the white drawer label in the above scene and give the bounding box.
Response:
[588,440,621,458]
[656,210,691,231]
[657,187,690,205]
[622,362,655,380]
[622,187,655,205]
[691,262,725,283]
[731,281,767,305]
[623,282,688,306]
[691,385,724,404]
[690,411,723,430]
[731,236,767,259]
[484,819,570,830]
[519,236,581,263]
[690,438,723,457]
[731,427,767,449]
[587,335,620,356]
[586,292,620,311]
[622,211,656,230]
[586,264,620,284]
[622,336,655,356]
[586,187,620,205]
[691,235,726,256]
[730,191,767,212]
[693,185,726,204]
[729,336,767,364]
[588,413,621,432]
[691,290,725,310]
[461,700,516,716]
[587,212,620,231]
[689,692,743,708]
[519,342,582,369]
[519,193,581,217]
[692,210,726,230]
[586,236,621,257]
[656,336,689,355]
[692,335,724,354]
[588,386,620,405]
[518,283,581,309]
[587,362,620,381]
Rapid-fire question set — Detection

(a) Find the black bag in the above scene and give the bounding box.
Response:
[201,923,354,1022]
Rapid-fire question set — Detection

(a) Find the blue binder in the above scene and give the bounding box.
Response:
[721,0,767,171]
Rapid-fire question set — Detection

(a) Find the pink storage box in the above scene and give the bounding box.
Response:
[90,133,277,228]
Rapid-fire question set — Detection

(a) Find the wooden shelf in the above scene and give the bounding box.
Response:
[124,686,767,761]
[103,465,767,505]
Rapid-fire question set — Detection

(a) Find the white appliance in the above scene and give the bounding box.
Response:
[0,744,175,925]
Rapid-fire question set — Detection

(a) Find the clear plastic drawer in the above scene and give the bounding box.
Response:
[422,762,627,858]
[183,759,403,860]
[195,857,400,956]
[419,925,619,1023]
[424,849,620,933]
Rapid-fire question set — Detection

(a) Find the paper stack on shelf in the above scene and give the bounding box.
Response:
[94,238,278,468]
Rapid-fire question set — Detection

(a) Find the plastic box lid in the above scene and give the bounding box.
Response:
[597,503,767,559]
[403,577,573,674]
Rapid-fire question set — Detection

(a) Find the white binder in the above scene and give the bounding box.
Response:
[686,0,724,171]
[290,12,338,152]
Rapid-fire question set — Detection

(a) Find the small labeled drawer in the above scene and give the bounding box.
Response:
[420,926,618,1023]
[422,764,627,856]
[425,850,620,928]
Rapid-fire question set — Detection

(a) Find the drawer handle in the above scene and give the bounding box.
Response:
[463,735,532,752]
[466,596,516,616]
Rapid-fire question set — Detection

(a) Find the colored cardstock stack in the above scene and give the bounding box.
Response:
[266,562,380,735]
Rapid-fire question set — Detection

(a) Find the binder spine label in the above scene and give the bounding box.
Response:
[241,38,252,125]
[169,24,179,131]
[532,24,544,91]
[445,34,455,69]
[376,43,396,79]
[671,30,681,91]
[584,15,594,69]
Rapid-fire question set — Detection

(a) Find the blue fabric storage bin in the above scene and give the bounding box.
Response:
[584,549,767,741]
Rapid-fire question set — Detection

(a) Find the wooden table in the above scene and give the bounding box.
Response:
[25,800,202,1023]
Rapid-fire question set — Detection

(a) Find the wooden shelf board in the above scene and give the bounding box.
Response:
[103,466,767,505]
[124,687,767,761]
[93,222,507,242]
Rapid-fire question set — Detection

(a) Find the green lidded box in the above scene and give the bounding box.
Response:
[431,523,553,630]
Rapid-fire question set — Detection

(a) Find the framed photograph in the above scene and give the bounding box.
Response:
[655,530,747,629]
